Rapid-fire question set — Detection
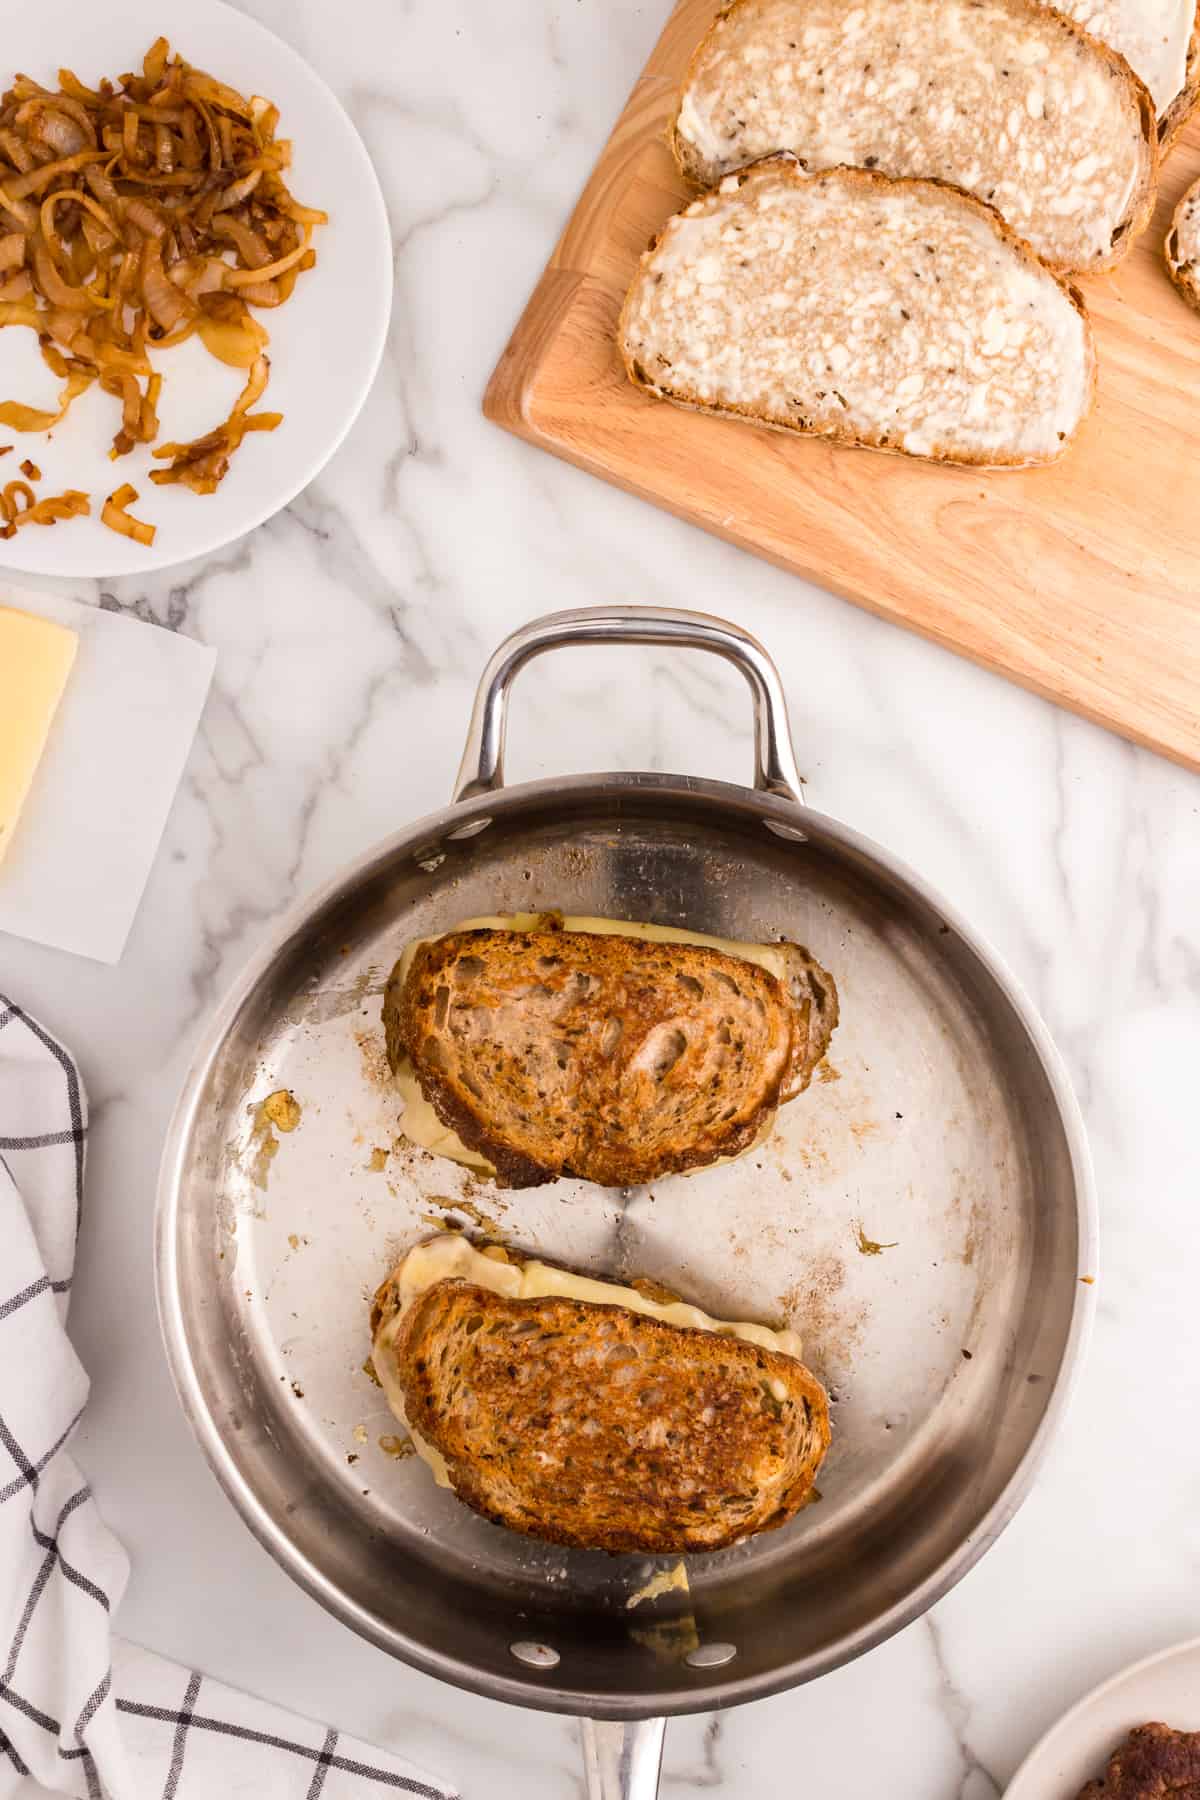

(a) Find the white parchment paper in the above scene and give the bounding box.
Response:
[0,586,214,963]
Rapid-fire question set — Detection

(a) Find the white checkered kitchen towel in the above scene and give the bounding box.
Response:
[0,997,456,1800]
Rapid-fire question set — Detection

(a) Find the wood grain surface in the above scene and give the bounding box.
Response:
[484,0,1200,769]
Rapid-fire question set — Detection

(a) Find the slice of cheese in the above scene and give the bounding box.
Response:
[371,1235,803,1487]
[391,912,794,1175]
[0,607,78,870]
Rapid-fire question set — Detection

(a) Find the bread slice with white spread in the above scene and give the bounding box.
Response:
[672,0,1157,275]
[1166,176,1200,310]
[619,156,1095,468]
[1050,0,1199,146]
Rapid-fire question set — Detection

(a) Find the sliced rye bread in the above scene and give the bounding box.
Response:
[671,0,1157,275]
[387,1277,831,1552]
[1050,0,1199,147]
[384,920,838,1189]
[774,939,840,1099]
[1161,5,1200,148]
[1166,175,1200,310]
[619,156,1095,469]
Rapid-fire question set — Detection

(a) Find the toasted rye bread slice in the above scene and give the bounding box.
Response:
[774,940,839,1099]
[385,921,837,1188]
[1166,175,1200,311]
[387,1277,831,1553]
[620,157,1095,469]
[672,0,1157,275]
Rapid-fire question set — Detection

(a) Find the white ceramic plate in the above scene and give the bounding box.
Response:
[0,0,391,577]
[1007,1638,1200,1797]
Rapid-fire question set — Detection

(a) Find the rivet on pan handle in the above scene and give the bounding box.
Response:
[581,1718,667,1800]
[452,605,806,806]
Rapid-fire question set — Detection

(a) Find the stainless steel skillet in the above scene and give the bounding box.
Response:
[156,606,1096,1800]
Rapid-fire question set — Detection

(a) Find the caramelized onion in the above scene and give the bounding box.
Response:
[101,480,155,544]
[0,363,93,431]
[2,149,107,202]
[0,37,326,517]
[31,237,91,310]
[14,487,89,529]
[150,351,280,493]
[140,236,192,331]
[224,228,311,287]
[0,478,35,521]
[57,70,104,107]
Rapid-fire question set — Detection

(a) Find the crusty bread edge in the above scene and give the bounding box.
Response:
[618,154,1098,471]
[390,1277,832,1553]
[668,0,1159,275]
[779,944,840,1099]
[1160,4,1200,152]
[392,926,806,1190]
[1164,177,1200,313]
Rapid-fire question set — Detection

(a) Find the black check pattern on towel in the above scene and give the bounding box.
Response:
[0,997,455,1800]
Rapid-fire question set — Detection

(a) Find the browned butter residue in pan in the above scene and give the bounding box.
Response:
[854,1221,898,1256]
[261,1089,302,1133]
[421,1193,509,1239]
[246,1089,302,1190]
[379,1433,416,1461]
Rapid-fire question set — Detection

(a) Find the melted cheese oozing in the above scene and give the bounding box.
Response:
[626,1559,691,1611]
[370,1235,803,1487]
[391,913,794,1174]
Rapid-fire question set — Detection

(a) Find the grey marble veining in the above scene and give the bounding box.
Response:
[2,1,1199,1794]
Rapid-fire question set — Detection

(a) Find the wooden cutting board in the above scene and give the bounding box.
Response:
[484,0,1200,770]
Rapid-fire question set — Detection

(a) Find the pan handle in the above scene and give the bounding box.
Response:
[452,605,805,806]
[581,1718,667,1800]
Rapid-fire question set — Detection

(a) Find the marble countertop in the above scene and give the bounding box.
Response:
[3,1,1199,1794]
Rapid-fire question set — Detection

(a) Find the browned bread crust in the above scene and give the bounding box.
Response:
[1077,1722,1200,1797]
[1166,177,1200,313]
[384,923,837,1189]
[619,157,1096,471]
[389,1277,831,1552]
[1161,12,1200,151]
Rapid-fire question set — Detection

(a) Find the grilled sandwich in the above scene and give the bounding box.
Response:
[1077,1723,1200,1798]
[370,1236,831,1553]
[382,911,838,1188]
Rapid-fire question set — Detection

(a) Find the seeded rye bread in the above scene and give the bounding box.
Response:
[671,0,1157,275]
[1166,175,1200,310]
[378,1275,831,1552]
[1053,0,1200,145]
[384,921,838,1189]
[1161,2,1200,146]
[620,156,1095,468]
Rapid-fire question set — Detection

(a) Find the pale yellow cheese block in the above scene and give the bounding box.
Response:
[0,607,78,870]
